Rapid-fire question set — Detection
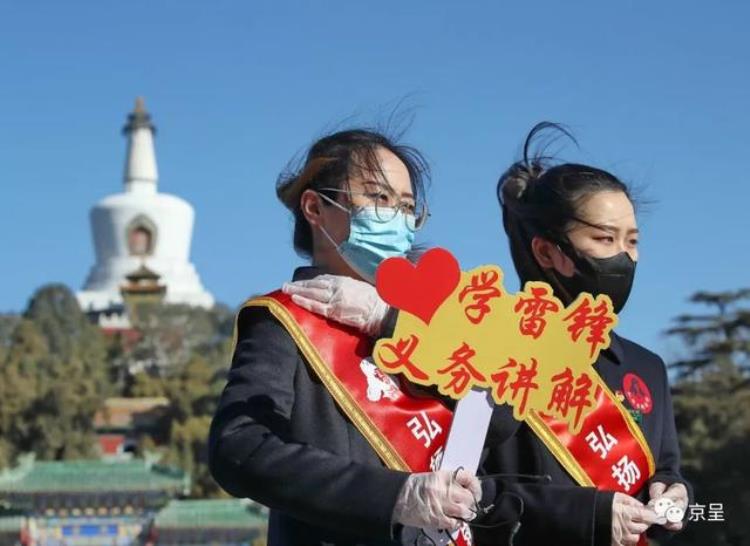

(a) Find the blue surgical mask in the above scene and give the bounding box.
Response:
[319,205,416,283]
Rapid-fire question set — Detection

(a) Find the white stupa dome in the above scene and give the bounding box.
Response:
[77,98,214,314]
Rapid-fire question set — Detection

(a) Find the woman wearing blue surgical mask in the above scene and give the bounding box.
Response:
[299,143,423,285]
[209,128,481,546]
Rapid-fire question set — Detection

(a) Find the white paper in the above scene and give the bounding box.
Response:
[407,388,495,545]
[440,388,495,473]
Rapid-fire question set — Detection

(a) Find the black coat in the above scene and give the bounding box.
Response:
[473,333,692,546]
[208,268,409,546]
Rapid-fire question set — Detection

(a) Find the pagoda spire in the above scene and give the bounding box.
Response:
[122,97,158,193]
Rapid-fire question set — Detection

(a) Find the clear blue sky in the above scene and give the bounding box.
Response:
[1,1,748,361]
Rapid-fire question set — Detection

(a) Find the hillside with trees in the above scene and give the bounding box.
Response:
[0,284,235,498]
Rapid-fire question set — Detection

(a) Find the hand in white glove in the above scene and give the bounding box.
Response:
[393,469,482,531]
[648,481,688,531]
[282,274,389,336]
[611,492,658,546]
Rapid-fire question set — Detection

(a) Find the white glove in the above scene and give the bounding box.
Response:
[393,469,482,531]
[282,274,389,336]
[611,492,658,546]
[647,481,688,531]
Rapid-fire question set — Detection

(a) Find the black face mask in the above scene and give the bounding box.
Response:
[549,243,637,314]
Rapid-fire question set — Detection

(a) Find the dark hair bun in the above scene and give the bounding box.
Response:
[498,160,543,205]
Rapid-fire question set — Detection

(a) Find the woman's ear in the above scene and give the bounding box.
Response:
[531,236,575,277]
[300,189,323,228]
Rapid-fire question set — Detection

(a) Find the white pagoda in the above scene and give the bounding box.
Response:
[77,98,214,325]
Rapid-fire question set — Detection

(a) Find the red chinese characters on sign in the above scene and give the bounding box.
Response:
[437,342,487,396]
[546,367,595,431]
[491,357,540,416]
[458,271,502,324]
[514,286,560,339]
[563,297,614,357]
[378,335,428,380]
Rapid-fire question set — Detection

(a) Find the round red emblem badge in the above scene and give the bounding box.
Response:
[622,372,653,414]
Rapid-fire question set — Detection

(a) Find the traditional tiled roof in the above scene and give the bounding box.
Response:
[125,264,161,282]
[94,397,169,430]
[0,515,23,532]
[0,457,188,494]
[153,499,267,530]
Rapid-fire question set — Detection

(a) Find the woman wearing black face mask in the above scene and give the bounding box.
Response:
[500,126,638,316]
[472,123,691,546]
[284,124,692,546]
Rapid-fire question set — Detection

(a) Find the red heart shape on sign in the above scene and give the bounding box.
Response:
[375,248,461,325]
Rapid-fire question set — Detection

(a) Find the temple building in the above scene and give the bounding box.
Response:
[0,456,187,546]
[0,458,267,546]
[146,500,267,546]
[77,98,214,329]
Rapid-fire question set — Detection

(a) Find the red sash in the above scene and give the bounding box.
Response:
[238,291,471,544]
[526,376,656,545]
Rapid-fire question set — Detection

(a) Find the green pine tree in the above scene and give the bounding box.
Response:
[0,284,110,463]
[667,289,750,546]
